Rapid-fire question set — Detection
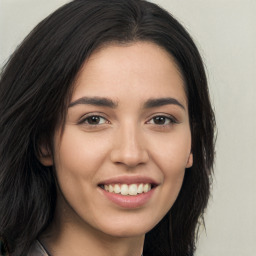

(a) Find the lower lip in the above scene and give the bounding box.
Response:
[100,187,155,209]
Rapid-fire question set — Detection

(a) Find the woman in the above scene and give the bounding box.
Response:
[0,0,215,255]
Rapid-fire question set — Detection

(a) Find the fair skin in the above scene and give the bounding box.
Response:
[40,42,193,256]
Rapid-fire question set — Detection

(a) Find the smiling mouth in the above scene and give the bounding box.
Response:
[99,183,156,196]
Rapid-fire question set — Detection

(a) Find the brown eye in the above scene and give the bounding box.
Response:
[146,115,178,126]
[153,116,169,125]
[81,116,107,125]
[151,115,175,125]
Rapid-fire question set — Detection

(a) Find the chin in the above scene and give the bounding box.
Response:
[94,216,160,238]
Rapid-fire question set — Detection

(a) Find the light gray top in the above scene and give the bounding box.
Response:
[26,240,143,256]
[27,240,49,256]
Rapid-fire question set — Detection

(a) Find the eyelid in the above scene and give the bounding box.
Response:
[78,112,110,125]
[146,113,179,125]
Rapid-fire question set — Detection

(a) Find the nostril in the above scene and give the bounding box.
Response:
[110,150,149,168]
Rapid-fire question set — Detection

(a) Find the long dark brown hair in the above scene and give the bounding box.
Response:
[0,0,215,255]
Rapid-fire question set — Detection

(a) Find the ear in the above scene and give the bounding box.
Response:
[186,152,193,168]
[38,143,53,166]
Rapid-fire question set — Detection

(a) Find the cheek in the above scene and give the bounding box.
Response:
[151,128,192,172]
[52,130,110,214]
[149,129,191,210]
[157,159,186,216]
[54,128,109,180]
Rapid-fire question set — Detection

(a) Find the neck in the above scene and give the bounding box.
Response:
[40,194,144,256]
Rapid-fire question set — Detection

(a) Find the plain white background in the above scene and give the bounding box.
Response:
[0,0,255,255]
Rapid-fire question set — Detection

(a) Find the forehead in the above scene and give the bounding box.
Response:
[71,41,187,107]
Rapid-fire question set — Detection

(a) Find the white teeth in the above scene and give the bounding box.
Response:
[143,183,150,193]
[138,184,143,194]
[120,184,129,195]
[128,184,137,195]
[109,184,114,193]
[114,184,121,194]
[102,183,152,196]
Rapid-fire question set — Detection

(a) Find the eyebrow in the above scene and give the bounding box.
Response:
[69,96,185,110]
[143,97,185,110]
[69,97,118,108]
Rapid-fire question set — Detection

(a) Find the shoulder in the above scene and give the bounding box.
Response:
[27,240,49,256]
[0,238,49,256]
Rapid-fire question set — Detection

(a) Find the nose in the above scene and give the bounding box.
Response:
[110,124,149,168]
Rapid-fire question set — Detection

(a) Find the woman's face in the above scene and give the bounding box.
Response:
[43,42,192,238]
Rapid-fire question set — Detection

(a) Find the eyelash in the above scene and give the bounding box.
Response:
[146,115,178,126]
[78,114,109,126]
[79,114,177,127]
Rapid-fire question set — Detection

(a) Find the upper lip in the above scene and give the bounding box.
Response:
[98,175,159,186]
